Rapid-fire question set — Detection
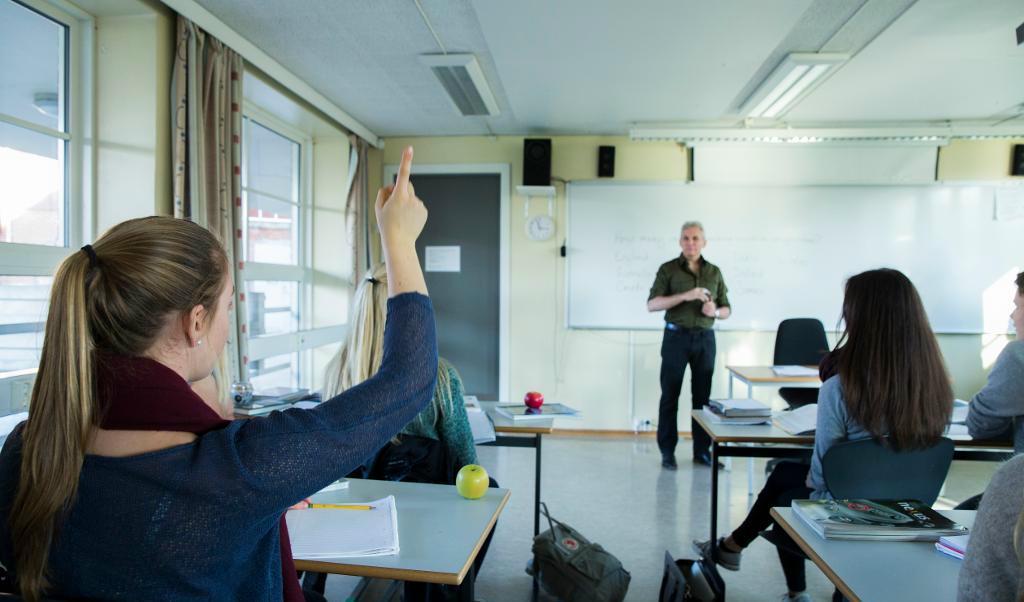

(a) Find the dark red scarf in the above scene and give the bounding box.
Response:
[95,353,303,602]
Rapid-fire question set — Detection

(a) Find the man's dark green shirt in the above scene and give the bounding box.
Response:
[647,255,730,329]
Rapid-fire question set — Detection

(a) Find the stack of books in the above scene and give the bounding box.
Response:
[792,499,969,541]
[234,387,312,416]
[495,403,580,421]
[935,534,969,560]
[701,398,771,425]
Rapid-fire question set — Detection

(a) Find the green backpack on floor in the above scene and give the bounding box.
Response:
[526,503,631,602]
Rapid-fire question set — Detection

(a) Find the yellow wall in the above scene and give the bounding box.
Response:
[379,136,1014,431]
[94,7,175,233]
[938,138,1024,181]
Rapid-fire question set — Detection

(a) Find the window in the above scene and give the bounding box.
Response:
[240,108,346,391]
[0,0,81,373]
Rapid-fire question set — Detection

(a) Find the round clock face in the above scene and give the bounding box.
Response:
[526,215,556,241]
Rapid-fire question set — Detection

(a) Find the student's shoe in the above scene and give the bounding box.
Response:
[692,537,741,571]
[778,593,812,602]
[661,454,677,470]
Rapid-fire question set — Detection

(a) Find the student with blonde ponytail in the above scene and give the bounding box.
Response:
[0,147,436,601]
[324,261,477,471]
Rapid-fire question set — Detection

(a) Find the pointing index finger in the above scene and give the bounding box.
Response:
[395,146,414,195]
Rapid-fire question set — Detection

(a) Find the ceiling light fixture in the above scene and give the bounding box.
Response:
[629,122,1024,144]
[420,54,500,117]
[742,53,849,119]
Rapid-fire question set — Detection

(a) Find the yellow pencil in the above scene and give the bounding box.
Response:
[306,503,373,510]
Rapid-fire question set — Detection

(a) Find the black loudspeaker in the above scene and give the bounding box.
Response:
[598,145,615,178]
[523,139,551,186]
[1013,144,1024,176]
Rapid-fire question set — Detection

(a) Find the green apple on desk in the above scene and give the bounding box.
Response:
[456,464,489,499]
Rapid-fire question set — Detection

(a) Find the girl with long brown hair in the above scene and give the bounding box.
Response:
[0,148,435,601]
[695,268,953,602]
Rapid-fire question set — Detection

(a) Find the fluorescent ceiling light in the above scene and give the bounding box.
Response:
[742,53,848,119]
[420,53,500,117]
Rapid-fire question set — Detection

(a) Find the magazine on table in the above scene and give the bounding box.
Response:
[792,499,968,541]
[495,403,580,421]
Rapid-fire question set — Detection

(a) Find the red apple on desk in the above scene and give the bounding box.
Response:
[524,391,545,409]
[456,464,489,499]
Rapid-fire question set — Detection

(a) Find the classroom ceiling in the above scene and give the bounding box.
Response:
[192,0,1024,137]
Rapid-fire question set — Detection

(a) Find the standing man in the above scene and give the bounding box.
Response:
[647,221,731,469]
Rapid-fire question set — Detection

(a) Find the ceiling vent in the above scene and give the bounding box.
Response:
[420,54,500,117]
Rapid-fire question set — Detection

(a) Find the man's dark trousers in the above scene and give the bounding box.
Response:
[657,326,716,459]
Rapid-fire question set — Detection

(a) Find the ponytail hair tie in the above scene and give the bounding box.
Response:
[366,276,379,284]
[80,244,99,269]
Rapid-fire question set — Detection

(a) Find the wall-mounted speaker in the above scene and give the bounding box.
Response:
[598,145,615,178]
[523,139,551,186]
[1012,144,1024,176]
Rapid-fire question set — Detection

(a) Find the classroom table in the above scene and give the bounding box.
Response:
[478,401,554,538]
[770,507,975,602]
[291,478,509,602]
[726,365,821,399]
[692,409,1012,545]
[724,365,823,492]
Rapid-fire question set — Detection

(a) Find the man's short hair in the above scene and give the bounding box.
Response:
[1016,271,1024,295]
[681,221,705,236]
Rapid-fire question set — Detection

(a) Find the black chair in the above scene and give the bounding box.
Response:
[773,318,829,409]
[823,436,955,505]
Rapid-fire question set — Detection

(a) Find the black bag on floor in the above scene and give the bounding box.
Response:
[526,503,630,602]
[659,550,725,602]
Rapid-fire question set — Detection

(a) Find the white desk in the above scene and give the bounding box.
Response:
[693,410,1012,545]
[292,478,509,600]
[771,507,975,602]
[479,401,554,537]
[726,365,821,399]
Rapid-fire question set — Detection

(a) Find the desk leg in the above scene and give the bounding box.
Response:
[457,564,476,602]
[534,434,543,536]
[710,441,719,544]
[728,374,734,398]
[533,433,542,601]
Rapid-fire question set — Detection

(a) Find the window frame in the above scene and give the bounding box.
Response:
[0,0,91,378]
[240,103,344,389]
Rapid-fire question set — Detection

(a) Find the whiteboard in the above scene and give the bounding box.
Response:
[566,182,1021,333]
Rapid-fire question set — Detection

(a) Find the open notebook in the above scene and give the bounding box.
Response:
[286,496,399,558]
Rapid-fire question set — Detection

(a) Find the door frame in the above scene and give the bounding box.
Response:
[382,163,511,402]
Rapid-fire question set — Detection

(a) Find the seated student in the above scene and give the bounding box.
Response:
[957,454,1024,601]
[965,271,1024,449]
[323,262,477,475]
[0,148,435,601]
[695,268,953,602]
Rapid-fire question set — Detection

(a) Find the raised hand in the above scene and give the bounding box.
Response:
[375,146,427,250]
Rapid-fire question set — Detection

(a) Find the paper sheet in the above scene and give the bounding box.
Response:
[467,407,496,444]
[772,365,819,377]
[773,404,818,435]
[286,496,399,558]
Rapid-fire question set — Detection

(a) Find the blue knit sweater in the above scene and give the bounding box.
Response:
[0,293,436,601]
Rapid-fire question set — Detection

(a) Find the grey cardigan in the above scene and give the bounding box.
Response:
[966,339,1024,452]
[957,454,1024,601]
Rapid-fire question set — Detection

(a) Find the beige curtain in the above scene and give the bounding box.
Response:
[171,16,247,395]
[346,135,370,280]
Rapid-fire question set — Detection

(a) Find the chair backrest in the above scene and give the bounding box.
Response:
[822,437,954,505]
[773,318,829,366]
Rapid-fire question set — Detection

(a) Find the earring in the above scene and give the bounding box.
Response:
[197,339,204,347]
